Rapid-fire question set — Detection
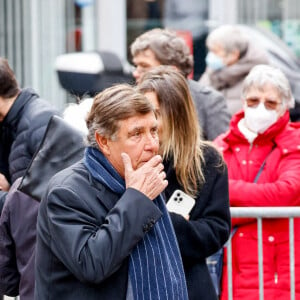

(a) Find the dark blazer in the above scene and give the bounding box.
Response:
[35,160,162,300]
[164,144,231,300]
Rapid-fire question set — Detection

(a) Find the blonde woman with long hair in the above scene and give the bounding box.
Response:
[137,66,231,300]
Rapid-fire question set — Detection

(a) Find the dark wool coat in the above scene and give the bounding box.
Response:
[164,143,231,300]
[35,161,163,300]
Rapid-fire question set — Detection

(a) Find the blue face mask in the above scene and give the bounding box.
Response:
[205,51,225,71]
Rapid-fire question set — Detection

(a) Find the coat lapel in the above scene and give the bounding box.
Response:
[88,173,120,211]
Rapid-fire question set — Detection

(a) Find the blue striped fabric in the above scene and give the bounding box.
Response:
[129,195,188,300]
[84,147,188,300]
[84,147,125,194]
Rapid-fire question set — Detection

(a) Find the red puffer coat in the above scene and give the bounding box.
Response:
[214,110,300,300]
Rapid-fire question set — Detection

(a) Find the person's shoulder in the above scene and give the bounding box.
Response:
[45,160,109,214]
[5,178,33,204]
[245,42,269,65]
[28,97,58,115]
[19,90,60,134]
[1,178,35,219]
[39,161,88,222]
[202,142,224,166]
[44,161,89,203]
[21,88,59,116]
[200,143,227,180]
[275,121,300,153]
[50,160,87,187]
[213,131,229,147]
[287,121,300,132]
[18,88,39,100]
[188,79,224,97]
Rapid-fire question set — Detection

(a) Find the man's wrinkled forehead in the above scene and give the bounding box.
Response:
[120,111,157,129]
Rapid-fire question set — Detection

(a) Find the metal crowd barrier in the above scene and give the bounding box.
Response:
[227,207,300,300]
[3,207,300,300]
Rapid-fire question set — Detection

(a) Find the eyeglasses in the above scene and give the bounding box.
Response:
[245,98,282,110]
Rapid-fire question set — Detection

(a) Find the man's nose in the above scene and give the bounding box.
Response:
[133,66,147,82]
[132,68,140,82]
[144,133,158,151]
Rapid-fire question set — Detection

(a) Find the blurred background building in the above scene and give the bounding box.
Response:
[1,0,300,110]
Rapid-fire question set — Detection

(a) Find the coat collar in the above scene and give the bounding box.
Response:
[226,110,290,143]
[218,110,300,154]
[3,88,38,127]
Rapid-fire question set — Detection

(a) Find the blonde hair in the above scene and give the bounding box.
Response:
[138,66,209,197]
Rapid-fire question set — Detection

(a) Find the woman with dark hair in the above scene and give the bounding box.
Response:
[137,66,231,300]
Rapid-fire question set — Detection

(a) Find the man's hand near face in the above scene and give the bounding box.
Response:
[121,152,168,200]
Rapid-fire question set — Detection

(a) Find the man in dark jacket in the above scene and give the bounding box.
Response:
[130,28,231,140]
[0,57,59,214]
[35,84,188,299]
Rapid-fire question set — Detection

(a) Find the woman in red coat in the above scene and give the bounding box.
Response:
[214,64,300,300]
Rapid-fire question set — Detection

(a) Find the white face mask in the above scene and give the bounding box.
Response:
[244,102,278,134]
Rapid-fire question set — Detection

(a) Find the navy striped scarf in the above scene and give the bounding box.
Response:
[84,147,188,300]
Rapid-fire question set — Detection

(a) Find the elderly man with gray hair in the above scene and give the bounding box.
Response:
[131,28,230,140]
[199,25,269,115]
[34,83,188,300]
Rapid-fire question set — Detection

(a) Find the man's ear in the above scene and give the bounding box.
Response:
[95,132,110,156]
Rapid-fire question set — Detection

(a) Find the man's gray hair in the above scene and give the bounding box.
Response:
[130,28,193,78]
[242,64,294,108]
[86,84,155,149]
[206,25,248,56]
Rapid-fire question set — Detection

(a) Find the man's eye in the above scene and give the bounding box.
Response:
[136,64,147,70]
[133,131,141,137]
[151,128,158,135]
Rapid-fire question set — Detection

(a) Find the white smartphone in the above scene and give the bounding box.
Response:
[166,189,196,217]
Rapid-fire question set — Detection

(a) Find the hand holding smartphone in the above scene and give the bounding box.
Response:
[166,189,195,217]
